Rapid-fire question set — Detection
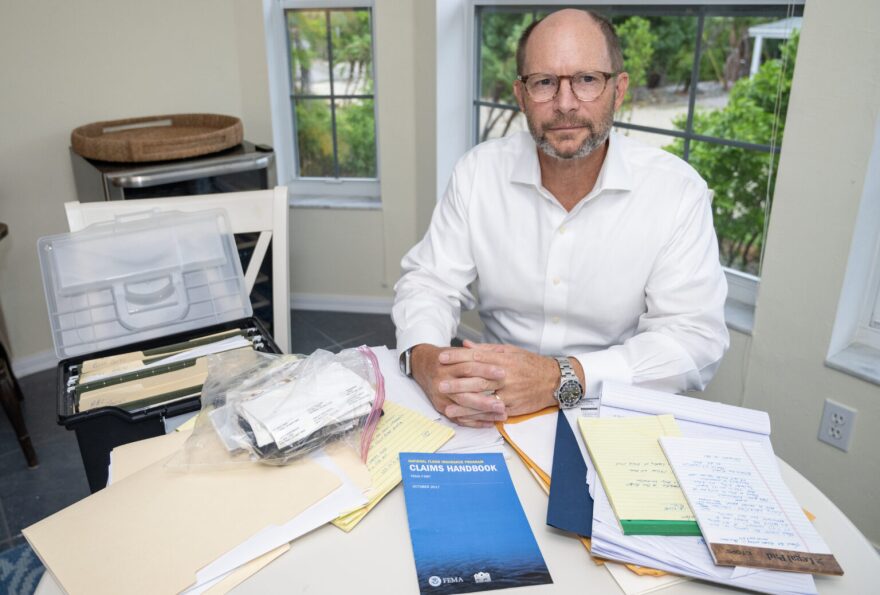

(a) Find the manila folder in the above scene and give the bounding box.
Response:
[23,448,340,595]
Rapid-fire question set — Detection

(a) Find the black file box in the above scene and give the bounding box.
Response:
[56,318,280,492]
[38,209,282,492]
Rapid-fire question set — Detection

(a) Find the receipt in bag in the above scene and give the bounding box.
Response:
[238,362,374,450]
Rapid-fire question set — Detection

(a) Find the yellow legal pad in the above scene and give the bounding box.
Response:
[578,415,699,536]
[332,400,454,531]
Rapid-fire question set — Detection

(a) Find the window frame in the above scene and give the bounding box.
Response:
[463,0,805,331]
[264,0,381,209]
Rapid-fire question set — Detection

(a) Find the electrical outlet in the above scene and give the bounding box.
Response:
[818,399,857,452]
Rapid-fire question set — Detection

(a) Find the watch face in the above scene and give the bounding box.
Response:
[558,379,583,408]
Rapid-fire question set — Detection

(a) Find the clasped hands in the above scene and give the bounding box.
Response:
[410,340,565,428]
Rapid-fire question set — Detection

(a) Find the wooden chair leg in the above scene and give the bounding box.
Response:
[0,359,39,468]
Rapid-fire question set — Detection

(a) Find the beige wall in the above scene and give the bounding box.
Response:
[0,0,244,361]
[702,0,880,544]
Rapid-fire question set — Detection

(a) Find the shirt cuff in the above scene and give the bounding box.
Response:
[396,326,452,354]
[572,349,633,397]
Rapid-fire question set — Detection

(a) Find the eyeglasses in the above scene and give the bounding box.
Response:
[516,71,618,103]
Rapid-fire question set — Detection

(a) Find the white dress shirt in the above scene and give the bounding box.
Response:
[393,131,729,395]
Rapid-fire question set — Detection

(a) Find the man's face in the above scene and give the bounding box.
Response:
[514,13,628,161]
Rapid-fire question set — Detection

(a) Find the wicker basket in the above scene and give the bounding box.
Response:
[70,114,243,163]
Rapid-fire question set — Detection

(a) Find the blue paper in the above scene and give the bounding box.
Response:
[546,410,594,536]
[400,452,553,594]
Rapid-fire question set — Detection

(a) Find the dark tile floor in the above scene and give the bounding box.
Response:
[0,310,397,552]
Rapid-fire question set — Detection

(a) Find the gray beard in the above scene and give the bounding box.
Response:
[535,124,610,160]
[526,95,616,161]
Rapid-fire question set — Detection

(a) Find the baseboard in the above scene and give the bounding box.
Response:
[291,293,393,314]
[11,349,58,378]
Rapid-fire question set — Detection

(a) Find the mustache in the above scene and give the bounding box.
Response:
[540,117,595,132]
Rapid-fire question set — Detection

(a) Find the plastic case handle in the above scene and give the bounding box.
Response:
[113,271,189,330]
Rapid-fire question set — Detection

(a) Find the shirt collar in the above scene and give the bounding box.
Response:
[509,130,633,195]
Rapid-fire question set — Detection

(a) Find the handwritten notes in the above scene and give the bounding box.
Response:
[578,415,698,535]
[660,437,843,575]
[332,400,454,532]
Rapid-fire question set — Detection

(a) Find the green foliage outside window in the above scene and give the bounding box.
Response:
[287,8,376,178]
[616,17,656,119]
[665,32,799,274]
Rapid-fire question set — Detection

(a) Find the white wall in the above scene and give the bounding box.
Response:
[702,0,880,545]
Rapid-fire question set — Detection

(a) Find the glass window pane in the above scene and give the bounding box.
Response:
[614,15,697,135]
[294,99,334,177]
[692,16,799,146]
[330,9,373,96]
[288,10,330,96]
[479,11,534,105]
[612,127,677,151]
[336,98,376,178]
[673,140,777,275]
[478,105,527,143]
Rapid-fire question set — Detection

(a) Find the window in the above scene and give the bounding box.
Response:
[473,3,804,327]
[826,114,880,386]
[265,1,379,207]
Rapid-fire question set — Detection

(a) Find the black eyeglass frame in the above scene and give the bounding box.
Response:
[516,71,620,103]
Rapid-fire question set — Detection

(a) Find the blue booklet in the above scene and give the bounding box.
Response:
[400,452,553,594]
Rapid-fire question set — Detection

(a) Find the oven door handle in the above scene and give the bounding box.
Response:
[107,155,273,189]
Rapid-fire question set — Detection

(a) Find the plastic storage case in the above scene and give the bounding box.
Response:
[38,209,281,492]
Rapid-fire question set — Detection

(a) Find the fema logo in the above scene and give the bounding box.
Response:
[428,576,442,587]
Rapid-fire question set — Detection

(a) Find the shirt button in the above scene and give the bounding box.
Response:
[552,277,561,286]
[552,316,560,324]
[558,226,567,235]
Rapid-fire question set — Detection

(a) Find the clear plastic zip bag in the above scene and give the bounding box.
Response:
[171,345,385,470]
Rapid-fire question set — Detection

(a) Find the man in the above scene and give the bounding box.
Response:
[393,9,728,428]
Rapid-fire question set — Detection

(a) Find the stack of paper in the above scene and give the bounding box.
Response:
[585,382,820,595]
[497,407,683,591]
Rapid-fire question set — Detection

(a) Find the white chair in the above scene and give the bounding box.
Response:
[64,186,291,353]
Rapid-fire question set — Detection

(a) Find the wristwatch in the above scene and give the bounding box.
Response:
[399,347,414,378]
[553,356,584,409]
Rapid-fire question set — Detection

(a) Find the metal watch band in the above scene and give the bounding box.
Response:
[556,356,575,379]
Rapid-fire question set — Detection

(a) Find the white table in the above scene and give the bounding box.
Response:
[37,448,878,594]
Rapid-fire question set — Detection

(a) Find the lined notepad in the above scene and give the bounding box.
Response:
[332,400,455,531]
[578,415,699,536]
[660,437,843,575]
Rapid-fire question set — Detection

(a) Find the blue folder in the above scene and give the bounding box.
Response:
[546,409,593,537]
